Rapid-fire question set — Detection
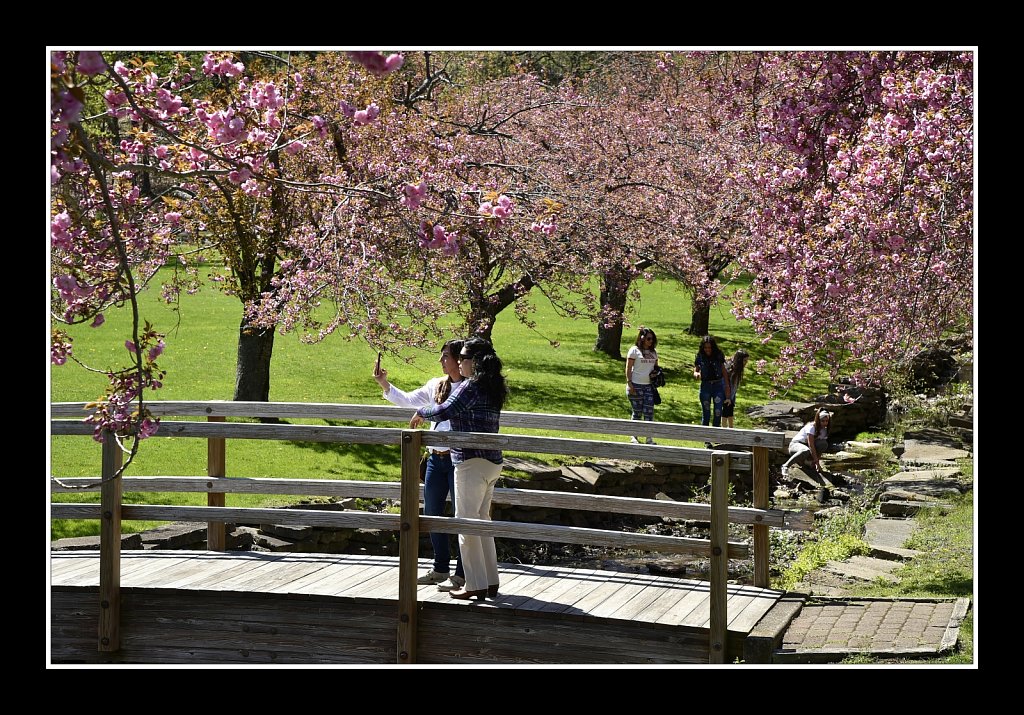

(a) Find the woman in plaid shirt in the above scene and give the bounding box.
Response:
[411,337,508,600]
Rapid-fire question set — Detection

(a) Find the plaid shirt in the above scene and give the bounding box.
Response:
[417,380,503,465]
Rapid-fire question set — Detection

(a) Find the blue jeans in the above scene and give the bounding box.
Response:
[424,452,463,578]
[699,379,726,427]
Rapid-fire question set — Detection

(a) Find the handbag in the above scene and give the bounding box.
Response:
[651,386,662,405]
[649,365,666,388]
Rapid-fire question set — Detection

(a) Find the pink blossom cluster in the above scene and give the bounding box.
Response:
[401,181,427,209]
[478,194,514,220]
[417,221,460,255]
[346,51,404,76]
[51,331,73,365]
[530,219,557,235]
[202,53,244,77]
[340,100,380,126]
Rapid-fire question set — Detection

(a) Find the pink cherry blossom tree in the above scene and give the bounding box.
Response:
[715,50,974,391]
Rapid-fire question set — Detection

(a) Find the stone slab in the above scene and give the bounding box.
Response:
[863,518,919,551]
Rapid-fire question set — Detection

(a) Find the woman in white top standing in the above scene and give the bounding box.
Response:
[373,339,465,591]
[625,327,660,444]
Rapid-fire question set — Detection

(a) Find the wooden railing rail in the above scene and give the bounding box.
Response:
[50,401,786,449]
[51,477,813,531]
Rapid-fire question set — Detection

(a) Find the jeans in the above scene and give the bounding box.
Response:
[627,383,655,421]
[424,452,463,578]
[699,379,726,427]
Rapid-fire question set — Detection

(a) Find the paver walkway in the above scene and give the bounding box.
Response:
[774,597,969,663]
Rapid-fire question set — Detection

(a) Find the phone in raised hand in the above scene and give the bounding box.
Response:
[375,352,382,374]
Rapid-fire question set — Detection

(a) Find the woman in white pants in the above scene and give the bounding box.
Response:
[411,337,508,600]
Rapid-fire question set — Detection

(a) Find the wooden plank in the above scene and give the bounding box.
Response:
[229,556,340,594]
[587,573,664,619]
[50,552,105,581]
[631,579,704,624]
[752,445,770,587]
[720,589,782,634]
[699,584,768,629]
[123,553,240,589]
[55,504,402,531]
[52,401,784,448]
[98,431,122,652]
[274,555,394,594]
[422,515,749,558]
[53,478,799,531]
[397,429,422,664]
[605,574,686,622]
[51,476,415,501]
[708,451,729,663]
[317,561,395,598]
[512,567,606,614]
[654,580,712,625]
[567,571,647,616]
[54,419,754,468]
[333,565,399,600]
[160,553,292,590]
[207,415,227,552]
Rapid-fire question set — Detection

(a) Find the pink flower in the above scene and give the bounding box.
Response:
[401,181,427,209]
[202,53,244,77]
[125,340,138,353]
[284,140,307,155]
[347,51,405,76]
[138,418,160,439]
[148,340,165,361]
[76,51,106,76]
[228,166,251,185]
[90,314,105,328]
[165,211,182,224]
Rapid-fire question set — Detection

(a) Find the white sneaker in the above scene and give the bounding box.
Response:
[630,436,640,444]
[646,437,656,445]
[416,570,449,585]
[437,575,466,591]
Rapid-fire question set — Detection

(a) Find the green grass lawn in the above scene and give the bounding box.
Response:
[50,269,829,539]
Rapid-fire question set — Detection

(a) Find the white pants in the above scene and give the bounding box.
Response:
[783,438,828,469]
[454,457,502,592]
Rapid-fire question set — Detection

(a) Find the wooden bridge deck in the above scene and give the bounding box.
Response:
[51,550,785,664]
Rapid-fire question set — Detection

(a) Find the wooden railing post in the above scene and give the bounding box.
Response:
[752,445,769,588]
[98,430,123,652]
[396,429,423,664]
[207,416,226,551]
[708,451,729,664]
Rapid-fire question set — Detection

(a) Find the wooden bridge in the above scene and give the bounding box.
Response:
[50,401,809,664]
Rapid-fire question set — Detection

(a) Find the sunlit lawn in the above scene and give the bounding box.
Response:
[50,268,829,539]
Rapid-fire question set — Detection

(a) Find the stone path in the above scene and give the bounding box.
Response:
[778,432,972,662]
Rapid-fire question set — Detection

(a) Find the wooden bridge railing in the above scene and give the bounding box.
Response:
[50,401,802,664]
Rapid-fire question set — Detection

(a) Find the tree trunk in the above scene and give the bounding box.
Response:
[688,298,711,337]
[466,275,536,343]
[234,318,276,403]
[594,269,630,359]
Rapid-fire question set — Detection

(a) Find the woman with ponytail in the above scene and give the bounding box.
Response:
[411,337,508,600]
[374,339,465,591]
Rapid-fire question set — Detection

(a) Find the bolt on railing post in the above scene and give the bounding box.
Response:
[396,429,423,663]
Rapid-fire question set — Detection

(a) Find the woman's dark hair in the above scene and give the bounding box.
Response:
[462,336,508,409]
[435,339,464,404]
[635,327,658,350]
[699,335,725,361]
[728,349,749,383]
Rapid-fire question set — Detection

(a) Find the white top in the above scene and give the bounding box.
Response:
[627,345,658,385]
[382,376,457,433]
[792,421,828,445]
